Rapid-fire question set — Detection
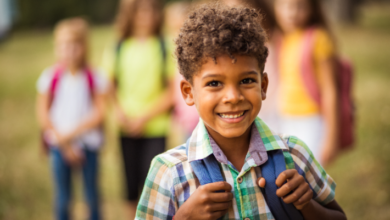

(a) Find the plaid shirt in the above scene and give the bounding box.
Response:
[136,117,336,220]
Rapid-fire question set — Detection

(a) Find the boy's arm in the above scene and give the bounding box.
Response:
[300,199,346,220]
[269,169,346,220]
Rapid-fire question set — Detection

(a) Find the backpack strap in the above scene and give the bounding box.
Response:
[84,67,95,98]
[261,149,303,220]
[48,65,64,107]
[301,27,321,106]
[185,139,303,220]
[186,139,225,185]
[158,36,168,87]
[113,40,123,87]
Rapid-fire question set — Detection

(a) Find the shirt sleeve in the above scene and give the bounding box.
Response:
[36,67,55,94]
[100,43,117,80]
[92,68,110,95]
[285,135,336,205]
[313,28,335,62]
[136,156,177,220]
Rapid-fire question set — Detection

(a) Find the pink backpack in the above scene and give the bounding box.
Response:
[301,28,355,150]
[41,65,95,153]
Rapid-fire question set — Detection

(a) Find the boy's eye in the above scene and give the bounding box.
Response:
[207,81,222,87]
[241,78,255,84]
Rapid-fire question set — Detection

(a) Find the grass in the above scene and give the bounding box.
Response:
[1,3,390,220]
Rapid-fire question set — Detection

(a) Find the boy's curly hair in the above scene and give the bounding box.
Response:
[175,3,268,82]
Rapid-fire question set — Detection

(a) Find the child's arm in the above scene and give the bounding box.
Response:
[318,57,339,166]
[174,182,233,220]
[258,170,346,220]
[121,79,175,137]
[36,93,55,132]
[36,93,82,165]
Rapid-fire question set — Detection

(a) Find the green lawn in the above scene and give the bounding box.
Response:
[1,3,390,220]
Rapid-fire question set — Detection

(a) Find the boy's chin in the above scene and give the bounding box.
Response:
[213,127,250,139]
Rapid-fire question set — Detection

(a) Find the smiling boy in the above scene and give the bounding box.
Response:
[135,3,346,220]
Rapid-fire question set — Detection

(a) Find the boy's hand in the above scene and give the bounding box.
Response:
[257,169,313,210]
[175,181,233,220]
[276,169,313,210]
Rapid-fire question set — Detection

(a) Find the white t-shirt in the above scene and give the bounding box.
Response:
[37,66,109,151]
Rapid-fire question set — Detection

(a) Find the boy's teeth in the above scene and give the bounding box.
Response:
[220,112,244,119]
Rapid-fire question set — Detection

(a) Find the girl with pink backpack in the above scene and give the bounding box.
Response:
[270,0,354,166]
[36,18,109,220]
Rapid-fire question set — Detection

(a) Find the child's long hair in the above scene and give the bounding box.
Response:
[54,17,89,66]
[115,0,164,41]
[303,0,330,31]
[244,0,277,35]
[274,0,335,44]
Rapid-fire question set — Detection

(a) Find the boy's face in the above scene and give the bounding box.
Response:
[180,55,268,139]
[55,30,86,68]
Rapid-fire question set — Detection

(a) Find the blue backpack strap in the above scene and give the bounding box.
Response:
[185,139,224,219]
[185,139,224,185]
[261,149,304,220]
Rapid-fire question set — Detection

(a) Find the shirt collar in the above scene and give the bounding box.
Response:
[187,117,288,164]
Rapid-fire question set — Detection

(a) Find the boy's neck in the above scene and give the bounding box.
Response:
[206,125,252,172]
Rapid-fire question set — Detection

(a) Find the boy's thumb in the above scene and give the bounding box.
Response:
[257,177,266,188]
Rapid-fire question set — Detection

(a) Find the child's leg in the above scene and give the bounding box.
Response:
[81,148,100,220]
[139,137,166,187]
[51,148,72,220]
[119,136,142,219]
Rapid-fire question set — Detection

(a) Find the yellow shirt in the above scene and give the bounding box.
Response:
[102,37,175,137]
[278,28,335,116]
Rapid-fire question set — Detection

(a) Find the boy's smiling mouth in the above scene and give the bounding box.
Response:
[217,110,247,122]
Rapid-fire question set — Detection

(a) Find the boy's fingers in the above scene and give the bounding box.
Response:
[257,177,266,188]
[280,181,310,204]
[210,192,233,202]
[276,173,304,197]
[204,181,232,192]
[209,201,231,211]
[294,189,313,207]
[275,169,297,187]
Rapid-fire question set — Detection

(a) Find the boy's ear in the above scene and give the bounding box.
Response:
[261,72,269,100]
[180,79,195,106]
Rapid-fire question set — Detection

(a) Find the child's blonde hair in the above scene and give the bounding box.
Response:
[54,17,89,42]
[54,17,89,66]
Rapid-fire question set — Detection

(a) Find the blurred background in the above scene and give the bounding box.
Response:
[1,0,390,219]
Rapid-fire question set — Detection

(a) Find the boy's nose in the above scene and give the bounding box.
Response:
[222,86,244,104]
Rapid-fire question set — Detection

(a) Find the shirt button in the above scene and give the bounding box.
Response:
[237,177,243,183]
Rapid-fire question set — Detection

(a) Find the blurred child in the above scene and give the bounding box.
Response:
[36,18,108,220]
[165,1,199,139]
[273,0,339,166]
[102,0,175,218]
